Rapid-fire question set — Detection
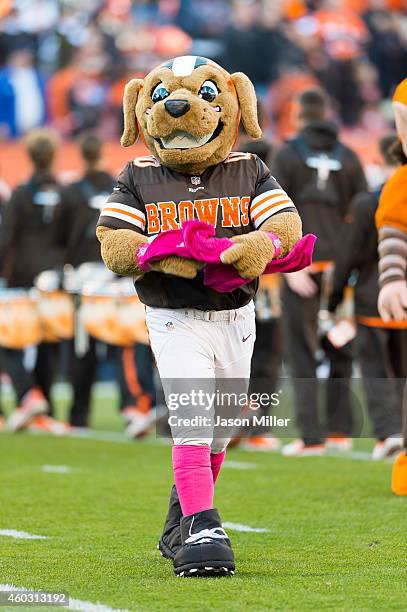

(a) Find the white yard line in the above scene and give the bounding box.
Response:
[42,465,74,474]
[69,599,129,612]
[326,450,396,462]
[69,430,131,444]
[223,460,257,470]
[327,450,372,461]
[6,425,390,463]
[0,585,129,612]
[223,522,270,533]
[0,530,48,540]
[69,431,386,461]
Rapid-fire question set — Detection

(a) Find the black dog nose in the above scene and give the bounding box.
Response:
[164,99,190,118]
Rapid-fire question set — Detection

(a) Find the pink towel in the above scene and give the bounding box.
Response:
[136,220,316,293]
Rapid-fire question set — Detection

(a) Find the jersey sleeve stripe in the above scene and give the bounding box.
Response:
[252,201,294,227]
[102,201,146,221]
[251,194,292,219]
[224,152,252,163]
[250,189,288,213]
[251,196,292,221]
[99,209,145,231]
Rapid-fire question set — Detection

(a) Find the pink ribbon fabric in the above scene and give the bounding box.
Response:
[136,220,316,293]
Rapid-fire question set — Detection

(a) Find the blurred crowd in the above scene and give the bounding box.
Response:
[0,0,406,460]
[1,0,407,141]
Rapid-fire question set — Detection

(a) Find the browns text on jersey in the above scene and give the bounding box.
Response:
[97,153,297,310]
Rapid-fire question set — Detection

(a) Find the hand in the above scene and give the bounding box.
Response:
[220,231,275,279]
[285,268,318,298]
[378,280,407,322]
[150,256,204,279]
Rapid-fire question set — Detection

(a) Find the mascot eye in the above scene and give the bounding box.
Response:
[152,84,170,103]
[199,81,219,102]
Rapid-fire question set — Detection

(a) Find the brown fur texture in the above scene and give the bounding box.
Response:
[150,256,204,278]
[220,230,276,278]
[262,213,303,257]
[96,226,203,279]
[231,73,262,139]
[96,226,148,276]
[120,63,261,175]
[220,214,302,278]
[121,79,144,147]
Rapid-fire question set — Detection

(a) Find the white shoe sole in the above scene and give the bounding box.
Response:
[372,437,403,461]
[6,402,47,432]
[240,441,282,452]
[125,405,167,438]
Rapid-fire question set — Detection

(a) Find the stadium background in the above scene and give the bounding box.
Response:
[0,1,406,610]
[1,0,407,188]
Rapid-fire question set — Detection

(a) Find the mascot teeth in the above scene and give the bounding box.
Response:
[161,130,213,149]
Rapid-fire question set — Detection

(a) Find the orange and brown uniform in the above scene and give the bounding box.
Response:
[376,165,407,287]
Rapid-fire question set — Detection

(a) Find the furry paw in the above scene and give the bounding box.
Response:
[220,231,275,279]
[151,256,204,279]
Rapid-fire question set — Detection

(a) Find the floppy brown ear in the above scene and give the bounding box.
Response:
[231,72,262,139]
[121,78,144,147]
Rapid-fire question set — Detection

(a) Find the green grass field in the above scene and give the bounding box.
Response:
[0,388,406,611]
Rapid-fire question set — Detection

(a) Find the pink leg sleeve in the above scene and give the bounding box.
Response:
[172,445,214,516]
[211,449,226,483]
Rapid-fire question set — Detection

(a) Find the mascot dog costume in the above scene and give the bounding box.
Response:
[376,78,407,496]
[97,56,302,576]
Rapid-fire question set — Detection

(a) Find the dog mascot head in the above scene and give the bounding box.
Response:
[120,55,262,175]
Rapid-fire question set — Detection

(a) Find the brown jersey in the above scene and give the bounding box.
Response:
[97,152,296,310]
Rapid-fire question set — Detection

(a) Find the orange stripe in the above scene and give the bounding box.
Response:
[308,261,333,273]
[251,192,287,215]
[356,315,407,329]
[122,347,141,397]
[103,207,145,224]
[252,199,292,223]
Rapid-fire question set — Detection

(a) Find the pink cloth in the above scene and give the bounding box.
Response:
[172,445,213,516]
[205,233,316,292]
[211,449,226,483]
[137,220,316,293]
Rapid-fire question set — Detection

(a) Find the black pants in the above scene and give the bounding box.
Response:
[118,344,156,411]
[357,324,406,440]
[0,343,60,413]
[283,281,353,445]
[67,337,98,427]
[68,339,156,427]
[248,318,283,435]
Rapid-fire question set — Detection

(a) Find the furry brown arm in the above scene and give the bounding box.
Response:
[261,211,302,257]
[96,226,203,279]
[220,211,302,279]
[96,226,147,276]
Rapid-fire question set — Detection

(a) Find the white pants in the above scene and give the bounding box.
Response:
[146,302,256,452]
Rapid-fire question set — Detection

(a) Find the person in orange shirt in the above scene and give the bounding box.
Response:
[375,78,407,495]
[329,134,405,460]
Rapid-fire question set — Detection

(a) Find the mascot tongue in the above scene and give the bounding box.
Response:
[161,130,212,149]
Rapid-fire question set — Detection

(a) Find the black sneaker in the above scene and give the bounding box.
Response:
[173,508,235,577]
[158,485,182,560]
